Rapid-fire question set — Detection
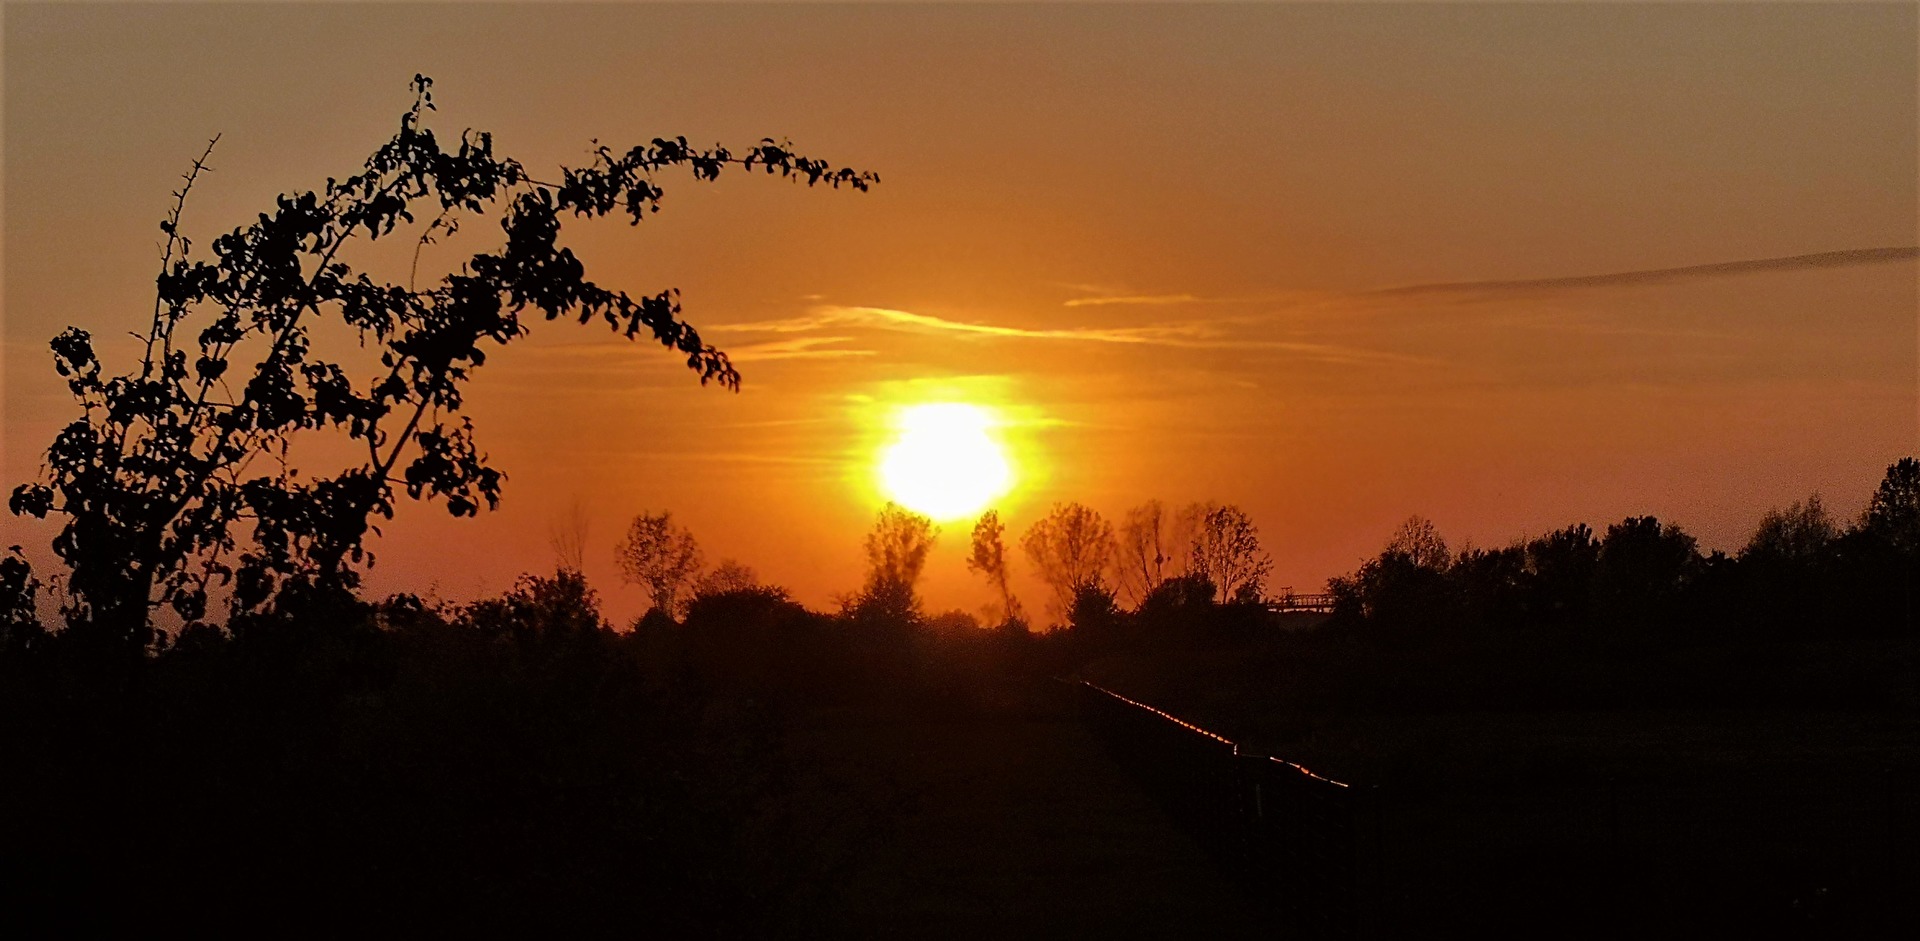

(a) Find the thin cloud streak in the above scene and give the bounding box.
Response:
[1063,293,1202,308]
[712,305,1431,365]
[726,336,875,363]
[1366,247,1918,298]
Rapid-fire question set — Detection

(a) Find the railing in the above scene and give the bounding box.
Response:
[1076,681,1366,939]
[1267,590,1337,613]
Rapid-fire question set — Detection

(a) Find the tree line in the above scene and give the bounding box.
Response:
[1327,458,1920,642]
[610,497,1278,637]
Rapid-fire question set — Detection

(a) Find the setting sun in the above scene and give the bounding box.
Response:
[878,403,1013,521]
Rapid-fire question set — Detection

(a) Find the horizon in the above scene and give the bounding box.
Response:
[5,2,1916,625]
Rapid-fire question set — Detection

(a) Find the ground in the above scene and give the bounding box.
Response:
[775,679,1268,938]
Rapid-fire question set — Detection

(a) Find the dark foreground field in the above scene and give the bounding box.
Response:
[1085,639,1920,938]
[776,681,1265,937]
[4,584,1916,937]
[0,604,1267,937]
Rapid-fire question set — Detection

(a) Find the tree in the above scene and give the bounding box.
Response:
[1326,515,1458,631]
[692,558,760,600]
[461,568,609,643]
[1386,515,1451,570]
[1186,503,1273,603]
[1593,516,1700,624]
[1117,500,1174,606]
[1021,502,1115,619]
[1524,523,1600,625]
[616,511,703,618]
[1133,572,1217,639]
[6,75,876,652]
[853,502,937,624]
[966,510,1025,629]
[548,499,592,574]
[1451,543,1529,632]
[1328,552,1452,631]
[2,548,46,657]
[1863,458,1920,553]
[1743,494,1837,563]
[1067,583,1124,638]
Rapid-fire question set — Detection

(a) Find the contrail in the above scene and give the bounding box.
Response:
[1366,247,1918,297]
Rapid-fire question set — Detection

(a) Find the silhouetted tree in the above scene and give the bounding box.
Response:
[1863,458,1920,553]
[679,578,830,701]
[925,608,984,636]
[1186,503,1273,603]
[6,75,875,653]
[1713,496,1840,638]
[1,548,46,658]
[852,503,937,625]
[1523,523,1600,627]
[1118,499,1175,605]
[1328,516,1457,632]
[967,510,1025,630]
[1329,551,1454,632]
[1450,543,1529,632]
[461,568,609,643]
[1743,494,1836,563]
[616,511,703,618]
[1021,502,1115,621]
[1593,516,1700,626]
[1386,515,1451,570]
[1132,572,1218,643]
[1067,583,1125,640]
[548,499,592,573]
[1846,458,1920,634]
[692,558,759,599]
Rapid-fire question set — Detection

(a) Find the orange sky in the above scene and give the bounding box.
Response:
[4,3,1916,624]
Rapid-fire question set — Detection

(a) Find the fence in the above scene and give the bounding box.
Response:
[1267,590,1337,614]
[1075,681,1367,939]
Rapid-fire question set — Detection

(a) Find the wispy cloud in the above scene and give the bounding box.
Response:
[1365,247,1918,298]
[725,336,874,363]
[1063,293,1202,308]
[713,305,1429,365]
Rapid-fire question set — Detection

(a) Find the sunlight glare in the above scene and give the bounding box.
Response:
[879,403,1014,520]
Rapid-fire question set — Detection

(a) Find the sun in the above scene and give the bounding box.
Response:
[879,403,1014,520]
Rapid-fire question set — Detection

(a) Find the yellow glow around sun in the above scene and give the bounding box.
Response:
[879,403,1014,520]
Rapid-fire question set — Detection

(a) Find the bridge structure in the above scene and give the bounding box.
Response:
[1266,589,1336,614]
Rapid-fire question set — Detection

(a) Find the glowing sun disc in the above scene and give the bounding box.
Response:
[879,403,1013,520]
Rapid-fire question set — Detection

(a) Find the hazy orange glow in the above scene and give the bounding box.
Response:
[879,403,1015,521]
[3,4,1914,623]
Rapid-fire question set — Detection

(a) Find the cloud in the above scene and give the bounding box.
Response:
[713,305,1429,365]
[1063,293,1202,308]
[725,336,874,363]
[1365,247,1918,298]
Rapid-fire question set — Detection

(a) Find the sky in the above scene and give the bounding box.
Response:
[4,2,1916,624]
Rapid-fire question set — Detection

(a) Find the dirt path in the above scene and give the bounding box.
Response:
[781,683,1268,938]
